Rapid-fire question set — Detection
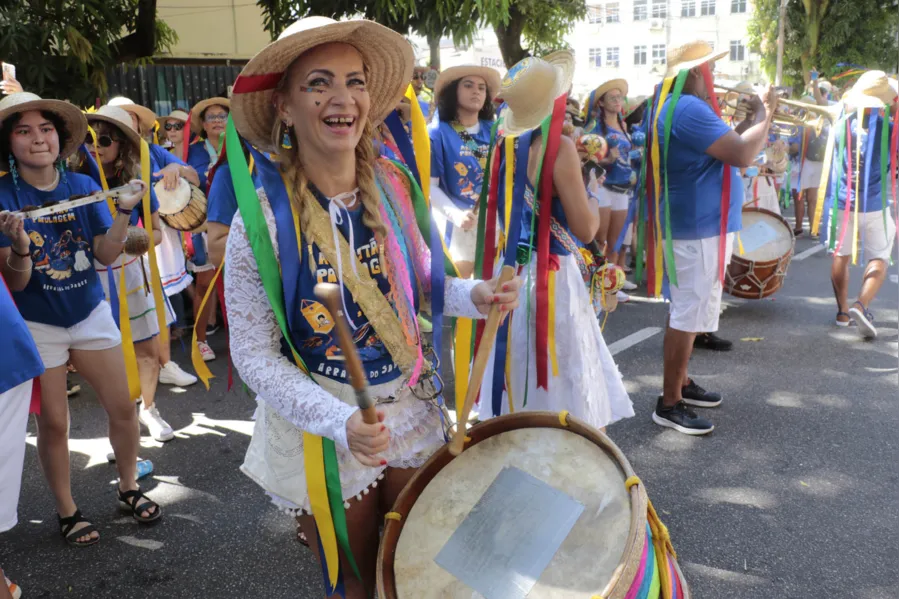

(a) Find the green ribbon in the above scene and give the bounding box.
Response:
[473,120,501,279]
[829,118,848,250]
[660,70,688,287]
[322,437,361,580]
[879,108,890,235]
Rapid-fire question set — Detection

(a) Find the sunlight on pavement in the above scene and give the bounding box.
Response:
[174,412,255,438]
[148,477,223,506]
[696,487,777,509]
[116,536,164,551]
[683,562,768,586]
[25,434,111,469]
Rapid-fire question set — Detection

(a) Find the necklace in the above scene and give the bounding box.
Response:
[451,120,488,169]
[33,170,61,191]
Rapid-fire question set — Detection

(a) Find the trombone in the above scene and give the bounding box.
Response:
[715,85,841,136]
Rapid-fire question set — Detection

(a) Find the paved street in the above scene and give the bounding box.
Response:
[2,228,898,598]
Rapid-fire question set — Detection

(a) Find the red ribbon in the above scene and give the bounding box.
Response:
[700,64,731,281]
[182,110,192,163]
[891,103,899,232]
[232,72,283,94]
[474,147,504,357]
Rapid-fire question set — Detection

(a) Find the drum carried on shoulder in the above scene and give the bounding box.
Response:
[155,177,208,233]
[725,207,795,300]
[378,412,690,599]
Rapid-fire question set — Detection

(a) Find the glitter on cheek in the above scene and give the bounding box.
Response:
[300,87,327,94]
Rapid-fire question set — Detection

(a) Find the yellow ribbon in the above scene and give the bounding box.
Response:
[191,260,223,389]
[139,140,170,346]
[502,135,516,255]
[304,432,340,590]
[737,232,745,256]
[651,78,675,296]
[811,113,840,236]
[547,269,559,377]
[405,84,430,199]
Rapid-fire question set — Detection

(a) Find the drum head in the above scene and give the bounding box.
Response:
[155,178,192,215]
[393,424,632,598]
[738,207,794,262]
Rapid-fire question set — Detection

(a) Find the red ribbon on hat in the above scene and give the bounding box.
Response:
[232,73,283,94]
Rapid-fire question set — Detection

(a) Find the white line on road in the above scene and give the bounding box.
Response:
[890,274,898,284]
[793,245,824,261]
[609,327,662,356]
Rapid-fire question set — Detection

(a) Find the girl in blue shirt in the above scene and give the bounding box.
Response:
[0,93,162,546]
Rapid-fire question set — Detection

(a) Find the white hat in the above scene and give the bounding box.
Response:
[843,70,896,109]
[108,97,157,135]
[85,105,142,149]
[0,92,87,159]
[498,50,575,137]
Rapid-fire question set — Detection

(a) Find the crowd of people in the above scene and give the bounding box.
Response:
[0,14,897,599]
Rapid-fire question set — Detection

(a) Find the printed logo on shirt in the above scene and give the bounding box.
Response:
[27,226,92,283]
[313,238,382,283]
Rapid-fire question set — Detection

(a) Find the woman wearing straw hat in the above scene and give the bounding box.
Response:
[159,109,190,152]
[429,64,501,278]
[0,92,162,546]
[225,16,520,596]
[648,40,776,435]
[826,71,897,338]
[83,105,178,442]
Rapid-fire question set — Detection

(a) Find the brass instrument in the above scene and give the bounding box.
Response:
[715,83,756,119]
[775,97,842,136]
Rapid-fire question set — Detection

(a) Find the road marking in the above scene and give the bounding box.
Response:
[890,274,898,284]
[609,327,662,356]
[793,245,824,261]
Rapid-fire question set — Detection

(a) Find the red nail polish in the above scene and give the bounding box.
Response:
[380,425,386,432]
[502,284,509,291]
[380,459,387,466]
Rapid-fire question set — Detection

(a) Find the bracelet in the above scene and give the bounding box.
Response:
[106,229,128,244]
[117,207,134,216]
[6,254,32,272]
[10,246,30,258]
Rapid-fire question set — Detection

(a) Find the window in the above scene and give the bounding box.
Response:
[606,47,620,67]
[700,0,715,15]
[730,40,746,61]
[634,0,648,20]
[681,0,696,17]
[634,45,647,66]
[652,43,667,65]
[606,2,620,22]
[589,48,602,68]
[587,6,603,23]
[731,0,746,12]
[707,40,716,51]
[652,0,668,18]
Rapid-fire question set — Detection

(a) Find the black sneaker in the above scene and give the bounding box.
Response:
[206,324,220,336]
[681,380,723,408]
[652,398,714,435]
[693,332,733,351]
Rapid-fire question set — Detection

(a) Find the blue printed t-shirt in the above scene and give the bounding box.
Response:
[149,143,186,177]
[418,98,430,118]
[207,161,261,226]
[829,114,893,213]
[284,185,406,385]
[658,95,744,240]
[0,275,44,394]
[0,173,113,327]
[187,142,215,193]
[590,124,633,187]
[429,119,493,210]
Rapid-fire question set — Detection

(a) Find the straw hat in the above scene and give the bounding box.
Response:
[433,65,502,102]
[843,70,895,109]
[625,95,648,117]
[108,97,157,135]
[592,78,629,104]
[190,97,230,135]
[160,109,189,125]
[665,41,728,78]
[85,105,142,149]
[498,50,575,137]
[231,16,414,154]
[0,92,87,159]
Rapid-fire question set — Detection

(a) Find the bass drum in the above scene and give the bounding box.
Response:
[725,207,795,299]
[378,412,690,599]
[155,177,207,233]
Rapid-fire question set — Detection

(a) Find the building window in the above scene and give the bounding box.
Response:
[634,45,647,66]
[707,40,716,51]
[652,0,668,18]
[587,6,603,23]
[730,40,746,61]
[634,0,648,20]
[701,0,715,15]
[606,47,620,67]
[606,2,620,22]
[652,44,667,65]
[589,48,602,68]
[731,0,746,12]
[681,0,696,17]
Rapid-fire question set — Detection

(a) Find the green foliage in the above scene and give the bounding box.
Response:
[0,1,176,106]
[476,0,584,62]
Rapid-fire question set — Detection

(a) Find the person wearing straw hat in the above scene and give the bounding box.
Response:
[0,92,162,546]
[826,70,897,338]
[159,108,190,151]
[478,51,633,431]
[649,40,776,435]
[225,16,521,596]
[82,105,178,442]
[429,64,501,278]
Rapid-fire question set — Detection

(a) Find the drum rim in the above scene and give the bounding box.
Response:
[376,411,650,599]
[726,206,796,299]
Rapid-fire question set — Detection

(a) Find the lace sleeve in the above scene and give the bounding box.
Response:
[224,191,356,449]
[444,277,484,320]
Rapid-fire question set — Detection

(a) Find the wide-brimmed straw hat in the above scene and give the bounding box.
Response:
[159,109,189,125]
[498,50,575,137]
[593,79,629,104]
[0,92,87,159]
[433,65,502,101]
[665,41,729,78]
[231,16,414,153]
[843,70,896,109]
[624,95,648,117]
[86,105,142,149]
[190,98,230,135]
[108,97,157,135]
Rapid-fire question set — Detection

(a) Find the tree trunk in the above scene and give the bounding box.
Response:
[109,0,158,62]
[494,5,528,68]
[428,32,441,70]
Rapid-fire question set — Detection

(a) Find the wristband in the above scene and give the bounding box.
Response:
[106,229,128,244]
[117,207,134,216]
[11,246,31,258]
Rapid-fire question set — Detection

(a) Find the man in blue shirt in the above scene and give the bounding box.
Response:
[652,41,776,436]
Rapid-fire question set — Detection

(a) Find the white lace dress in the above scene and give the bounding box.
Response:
[225,190,484,513]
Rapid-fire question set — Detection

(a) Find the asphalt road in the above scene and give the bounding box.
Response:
[2,228,898,598]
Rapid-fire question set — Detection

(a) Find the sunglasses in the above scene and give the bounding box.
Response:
[85,134,119,148]
[164,122,184,131]
[412,73,423,80]
[204,114,228,123]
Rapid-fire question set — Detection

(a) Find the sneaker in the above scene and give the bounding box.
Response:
[621,279,638,291]
[848,302,877,339]
[66,378,81,398]
[206,324,220,337]
[616,290,631,303]
[197,341,216,362]
[652,398,714,435]
[5,575,21,599]
[139,405,175,442]
[158,361,198,387]
[681,379,723,408]
[693,332,733,351]
[417,314,433,333]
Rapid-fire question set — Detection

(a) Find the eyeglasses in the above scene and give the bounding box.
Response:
[164,122,184,131]
[204,114,228,123]
[412,73,422,80]
[85,134,119,148]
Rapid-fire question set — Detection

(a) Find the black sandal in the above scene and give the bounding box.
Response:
[58,509,100,547]
[117,486,162,523]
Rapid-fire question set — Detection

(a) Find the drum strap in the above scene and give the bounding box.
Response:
[626,475,679,599]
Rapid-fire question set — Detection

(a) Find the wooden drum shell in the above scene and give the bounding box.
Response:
[725,207,795,300]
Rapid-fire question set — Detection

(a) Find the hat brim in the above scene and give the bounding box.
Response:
[231,19,414,154]
[665,49,729,78]
[500,51,575,137]
[624,95,648,117]
[190,98,231,135]
[118,104,157,135]
[85,113,143,150]
[0,98,87,160]
[592,79,629,104]
[842,91,887,110]
[433,65,503,101]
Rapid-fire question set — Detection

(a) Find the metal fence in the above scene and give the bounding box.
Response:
[106,64,244,115]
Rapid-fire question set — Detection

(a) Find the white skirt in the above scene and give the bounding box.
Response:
[799,160,824,191]
[480,254,634,429]
[96,254,175,343]
[748,176,782,215]
[155,222,192,296]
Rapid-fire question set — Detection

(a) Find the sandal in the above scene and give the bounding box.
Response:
[117,486,162,523]
[58,509,100,547]
[835,311,855,327]
[793,227,803,236]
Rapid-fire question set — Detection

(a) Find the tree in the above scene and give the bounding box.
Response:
[477,0,586,67]
[748,0,899,90]
[0,1,177,106]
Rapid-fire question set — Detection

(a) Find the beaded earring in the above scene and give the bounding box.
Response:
[8,154,18,190]
[281,123,293,150]
[56,158,67,184]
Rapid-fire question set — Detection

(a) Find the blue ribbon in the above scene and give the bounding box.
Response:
[107,267,120,329]
[383,111,421,187]
[860,109,879,263]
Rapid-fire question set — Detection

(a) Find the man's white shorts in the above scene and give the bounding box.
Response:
[25,301,121,370]
[799,160,824,191]
[597,187,630,211]
[834,210,897,262]
[0,380,32,532]
[666,233,735,333]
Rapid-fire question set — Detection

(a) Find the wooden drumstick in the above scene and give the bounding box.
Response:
[449,265,517,456]
[314,283,379,425]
